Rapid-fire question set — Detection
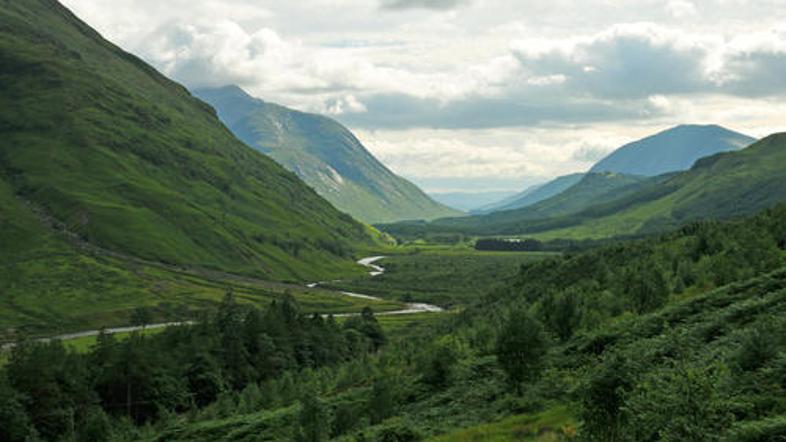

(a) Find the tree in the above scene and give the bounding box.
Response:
[625,264,670,313]
[495,309,548,390]
[541,290,583,341]
[130,307,153,329]
[420,344,457,389]
[0,376,32,442]
[369,378,396,424]
[580,354,635,441]
[295,390,332,442]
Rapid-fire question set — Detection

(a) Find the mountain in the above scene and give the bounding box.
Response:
[429,191,516,212]
[384,133,786,240]
[0,0,380,284]
[590,124,755,176]
[475,173,585,214]
[549,132,786,239]
[430,172,654,233]
[193,86,460,224]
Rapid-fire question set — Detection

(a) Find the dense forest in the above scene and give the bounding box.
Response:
[0,294,386,441]
[3,204,786,440]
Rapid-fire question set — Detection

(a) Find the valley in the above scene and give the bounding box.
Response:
[2,1,786,441]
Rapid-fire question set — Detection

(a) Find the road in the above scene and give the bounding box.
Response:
[1,256,442,350]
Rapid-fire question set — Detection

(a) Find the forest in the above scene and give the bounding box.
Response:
[3,204,786,441]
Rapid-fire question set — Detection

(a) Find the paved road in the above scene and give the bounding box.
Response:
[1,256,442,350]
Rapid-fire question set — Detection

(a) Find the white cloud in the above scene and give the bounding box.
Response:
[666,1,698,19]
[60,0,786,191]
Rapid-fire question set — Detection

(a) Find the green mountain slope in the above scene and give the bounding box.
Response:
[430,190,516,212]
[193,86,461,224]
[475,173,585,214]
[590,124,755,176]
[382,133,786,240]
[542,132,786,239]
[0,0,379,283]
[387,172,655,236]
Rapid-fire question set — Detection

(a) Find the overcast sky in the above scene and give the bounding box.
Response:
[62,0,786,193]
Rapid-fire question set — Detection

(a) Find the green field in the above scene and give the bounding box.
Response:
[427,406,576,442]
[0,249,404,342]
[327,246,557,306]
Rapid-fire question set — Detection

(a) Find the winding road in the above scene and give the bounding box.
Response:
[1,256,442,350]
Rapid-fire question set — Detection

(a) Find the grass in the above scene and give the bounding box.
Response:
[60,326,167,353]
[427,405,577,442]
[195,86,461,225]
[0,248,404,342]
[328,246,557,306]
[375,310,454,338]
[381,134,786,242]
[0,0,378,289]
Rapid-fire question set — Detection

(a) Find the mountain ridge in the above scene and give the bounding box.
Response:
[590,124,755,176]
[194,86,461,224]
[0,0,379,283]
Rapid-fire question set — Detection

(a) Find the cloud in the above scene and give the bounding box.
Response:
[380,0,469,10]
[59,0,786,190]
[571,144,614,162]
[712,27,786,96]
[510,24,715,99]
[666,1,698,19]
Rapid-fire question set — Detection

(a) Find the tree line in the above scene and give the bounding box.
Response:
[0,293,385,441]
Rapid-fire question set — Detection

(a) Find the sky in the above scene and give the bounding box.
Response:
[62,0,786,193]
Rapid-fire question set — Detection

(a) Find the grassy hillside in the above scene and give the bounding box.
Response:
[194,86,461,224]
[590,124,755,176]
[383,133,786,241]
[127,204,786,441]
[534,132,786,240]
[476,173,584,214]
[383,172,660,237]
[0,0,383,283]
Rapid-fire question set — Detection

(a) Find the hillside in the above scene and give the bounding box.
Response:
[476,173,584,214]
[590,124,754,176]
[21,202,786,441]
[0,0,380,284]
[193,86,460,224]
[539,132,786,239]
[383,133,786,240]
[385,172,657,237]
[430,191,515,212]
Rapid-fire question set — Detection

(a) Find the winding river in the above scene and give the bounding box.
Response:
[1,256,442,350]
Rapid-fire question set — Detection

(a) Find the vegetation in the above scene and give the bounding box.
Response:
[0,294,388,441]
[3,200,786,441]
[382,133,786,241]
[0,246,403,342]
[194,86,460,224]
[5,1,786,441]
[325,247,554,306]
[0,0,379,285]
[132,203,786,441]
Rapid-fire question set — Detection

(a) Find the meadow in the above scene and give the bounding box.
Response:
[327,245,557,306]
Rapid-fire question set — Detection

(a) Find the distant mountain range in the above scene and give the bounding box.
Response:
[476,174,584,214]
[477,124,754,215]
[381,126,786,241]
[429,191,516,212]
[194,86,460,224]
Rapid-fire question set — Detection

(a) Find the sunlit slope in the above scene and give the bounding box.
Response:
[195,86,461,224]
